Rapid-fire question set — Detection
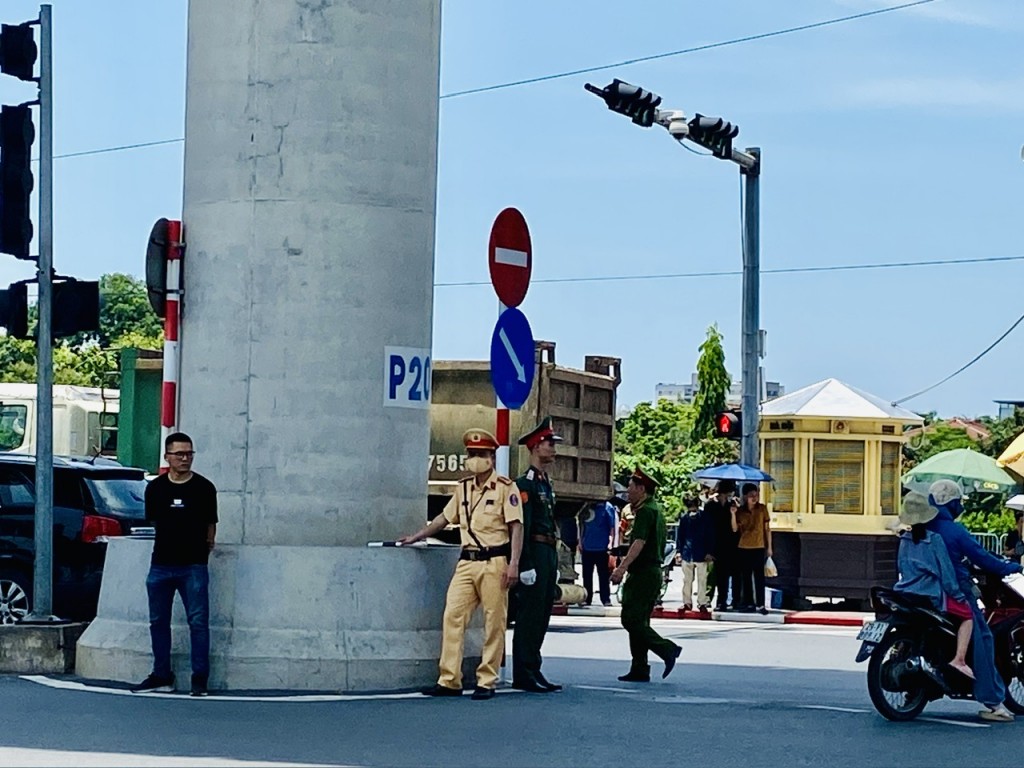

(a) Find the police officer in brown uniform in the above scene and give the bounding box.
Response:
[399,429,524,700]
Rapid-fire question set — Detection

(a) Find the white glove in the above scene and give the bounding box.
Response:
[520,569,537,586]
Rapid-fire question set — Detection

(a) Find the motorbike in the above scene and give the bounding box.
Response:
[856,568,1024,721]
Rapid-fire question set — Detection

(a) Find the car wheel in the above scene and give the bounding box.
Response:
[0,569,32,625]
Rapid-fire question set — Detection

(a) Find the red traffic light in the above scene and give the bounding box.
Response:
[715,410,741,439]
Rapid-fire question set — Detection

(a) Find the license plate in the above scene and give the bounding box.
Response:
[857,620,890,643]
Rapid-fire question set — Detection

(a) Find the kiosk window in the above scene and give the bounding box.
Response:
[880,442,900,516]
[764,439,794,512]
[814,440,864,515]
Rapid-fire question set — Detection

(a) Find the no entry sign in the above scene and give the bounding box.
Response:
[488,208,532,308]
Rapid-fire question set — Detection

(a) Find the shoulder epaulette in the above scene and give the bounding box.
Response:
[496,476,513,486]
[526,469,535,481]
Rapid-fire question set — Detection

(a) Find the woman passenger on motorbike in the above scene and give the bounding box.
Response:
[894,492,974,680]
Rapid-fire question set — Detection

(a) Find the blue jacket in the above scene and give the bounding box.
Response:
[676,508,714,562]
[580,502,615,552]
[925,506,1022,596]
[894,530,966,611]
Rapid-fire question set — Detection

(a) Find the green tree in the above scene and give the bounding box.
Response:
[903,422,980,470]
[95,273,163,348]
[691,325,731,440]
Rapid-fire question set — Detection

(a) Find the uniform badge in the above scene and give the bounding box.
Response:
[510,494,519,506]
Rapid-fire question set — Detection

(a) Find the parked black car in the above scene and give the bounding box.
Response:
[0,454,148,624]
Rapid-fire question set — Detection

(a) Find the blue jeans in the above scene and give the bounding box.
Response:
[969,599,1005,708]
[146,564,210,679]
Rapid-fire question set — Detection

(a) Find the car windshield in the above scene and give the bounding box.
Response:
[86,474,147,519]
[0,404,28,451]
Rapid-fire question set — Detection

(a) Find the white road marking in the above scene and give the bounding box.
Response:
[494,247,529,268]
[653,696,740,705]
[918,717,991,729]
[799,705,869,714]
[0,747,340,767]
[20,675,519,703]
[574,685,643,694]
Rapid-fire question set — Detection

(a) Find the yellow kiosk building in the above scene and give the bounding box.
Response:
[758,379,923,606]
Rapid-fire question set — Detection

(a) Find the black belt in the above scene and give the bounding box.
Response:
[460,544,511,562]
[531,534,557,547]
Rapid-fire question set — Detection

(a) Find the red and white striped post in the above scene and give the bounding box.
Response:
[159,219,184,473]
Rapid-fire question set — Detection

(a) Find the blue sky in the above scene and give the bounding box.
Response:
[0,0,1021,418]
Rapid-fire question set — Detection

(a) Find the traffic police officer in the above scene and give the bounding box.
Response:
[512,416,562,693]
[399,428,524,700]
[611,467,682,682]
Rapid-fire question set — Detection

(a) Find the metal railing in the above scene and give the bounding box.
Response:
[971,532,1007,555]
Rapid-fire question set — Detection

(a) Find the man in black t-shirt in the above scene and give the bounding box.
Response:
[706,480,740,611]
[132,432,218,697]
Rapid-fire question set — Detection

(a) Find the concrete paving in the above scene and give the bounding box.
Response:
[3,615,1022,767]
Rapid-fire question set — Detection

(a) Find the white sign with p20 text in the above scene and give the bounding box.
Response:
[383,347,431,409]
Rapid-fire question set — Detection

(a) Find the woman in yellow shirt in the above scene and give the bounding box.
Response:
[731,483,772,614]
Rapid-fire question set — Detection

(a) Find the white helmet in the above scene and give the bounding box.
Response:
[928,479,963,507]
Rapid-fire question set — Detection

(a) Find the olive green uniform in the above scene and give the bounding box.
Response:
[512,465,558,686]
[621,497,679,677]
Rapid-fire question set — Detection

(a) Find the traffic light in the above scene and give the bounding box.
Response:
[0,22,37,82]
[0,105,35,259]
[715,410,742,440]
[584,79,662,127]
[0,281,29,338]
[687,114,739,159]
[52,280,100,337]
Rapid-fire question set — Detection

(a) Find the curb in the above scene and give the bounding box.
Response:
[552,604,870,627]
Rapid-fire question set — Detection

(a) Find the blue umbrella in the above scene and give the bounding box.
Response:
[692,463,774,483]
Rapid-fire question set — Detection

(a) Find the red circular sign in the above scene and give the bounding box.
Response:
[488,208,532,308]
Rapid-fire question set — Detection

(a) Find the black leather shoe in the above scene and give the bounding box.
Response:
[617,672,651,683]
[421,684,462,697]
[536,673,563,692]
[471,687,495,700]
[511,679,552,693]
[662,645,682,679]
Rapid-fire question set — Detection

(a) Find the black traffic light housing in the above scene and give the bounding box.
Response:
[584,79,663,128]
[0,281,29,338]
[53,279,100,337]
[715,410,742,440]
[0,105,35,259]
[0,23,37,82]
[687,114,739,160]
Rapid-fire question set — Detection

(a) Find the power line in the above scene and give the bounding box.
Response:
[37,0,935,161]
[439,0,937,99]
[434,254,1024,288]
[892,309,1024,406]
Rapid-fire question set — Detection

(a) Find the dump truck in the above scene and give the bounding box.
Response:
[428,341,621,519]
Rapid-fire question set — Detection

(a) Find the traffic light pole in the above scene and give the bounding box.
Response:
[28,3,55,621]
[740,149,760,468]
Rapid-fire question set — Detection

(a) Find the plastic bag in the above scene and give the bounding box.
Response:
[520,568,537,586]
[764,556,778,579]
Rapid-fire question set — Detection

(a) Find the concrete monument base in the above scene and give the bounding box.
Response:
[76,538,480,692]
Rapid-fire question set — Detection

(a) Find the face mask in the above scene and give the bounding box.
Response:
[466,456,493,474]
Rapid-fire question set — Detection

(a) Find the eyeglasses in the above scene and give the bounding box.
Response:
[166,451,195,459]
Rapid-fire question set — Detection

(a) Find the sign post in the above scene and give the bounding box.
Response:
[487,208,533,477]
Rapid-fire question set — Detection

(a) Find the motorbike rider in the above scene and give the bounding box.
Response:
[924,479,1023,723]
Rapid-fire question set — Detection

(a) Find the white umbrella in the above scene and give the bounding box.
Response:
[1007,494,1024,512]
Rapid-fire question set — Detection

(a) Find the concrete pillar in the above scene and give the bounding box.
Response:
[77,0,472,692]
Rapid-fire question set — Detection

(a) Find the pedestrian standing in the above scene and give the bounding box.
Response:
[705,480,740,611]
[611,468,682,682]
[580,500,616,606]
[399,428,523,700]
[132,432,218,697]
[676,497,713,613]
[512,416,563,693]
[732,483,771,614]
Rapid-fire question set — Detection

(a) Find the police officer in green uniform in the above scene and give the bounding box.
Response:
[512,416,562,693]
[611,467,682,682]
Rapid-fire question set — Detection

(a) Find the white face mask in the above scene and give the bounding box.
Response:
[466,456,493,475]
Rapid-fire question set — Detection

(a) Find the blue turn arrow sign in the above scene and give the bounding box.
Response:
[490,307,535,410]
